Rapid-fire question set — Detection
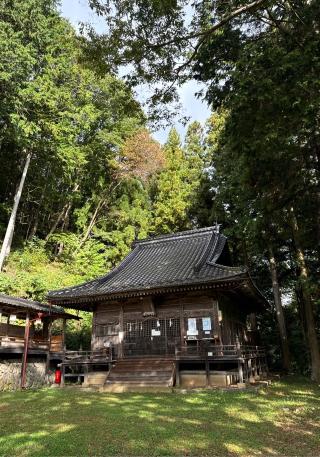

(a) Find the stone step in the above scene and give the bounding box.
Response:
[108,375,172,382]
[107,378,171,385]
[83,372,108,387]
[114,362,173,368]
[100,384,172,393]
[108,371,172,378]
[112,367,173,373]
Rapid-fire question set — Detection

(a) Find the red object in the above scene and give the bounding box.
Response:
[55,369,61,384]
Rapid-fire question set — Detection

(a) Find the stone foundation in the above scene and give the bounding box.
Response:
[0,360,54,391]
[179,370,238,388]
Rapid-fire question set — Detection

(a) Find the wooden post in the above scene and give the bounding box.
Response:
[61,364,65,387]
[20,312,30,389]
[248,358,252,382]
[175,361,180,387]
[238,360,244,384]
[62,318,67,353]
[6,315,10,336]
[119,305,124,359]
[212,300,222,342]
[205,356,210,387]
[46,320,52,373]
[179,303,185,348]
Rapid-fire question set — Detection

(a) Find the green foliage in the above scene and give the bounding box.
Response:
[152,128,205,233]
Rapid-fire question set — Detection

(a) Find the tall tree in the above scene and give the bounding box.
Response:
[152,128,193,233]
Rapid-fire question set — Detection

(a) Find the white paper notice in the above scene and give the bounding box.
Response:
[187,318,198,336]
[202,317,212,331]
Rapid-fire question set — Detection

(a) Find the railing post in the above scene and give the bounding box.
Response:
[175,361,180,387]
[235,337,241,357]
[205,354,210,387]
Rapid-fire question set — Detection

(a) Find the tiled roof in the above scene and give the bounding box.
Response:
[48,227,248,302]
[0,293,78,319]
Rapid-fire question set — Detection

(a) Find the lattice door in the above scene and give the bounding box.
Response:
[123,317,180,357]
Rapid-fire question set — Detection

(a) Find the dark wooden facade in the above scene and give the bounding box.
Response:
[91,291,258,358]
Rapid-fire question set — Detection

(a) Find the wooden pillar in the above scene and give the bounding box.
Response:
[179,303,185,348]
[6,315,10,336]
[20,312,30,388]
[249,313,257,331]
[205,356,210,387]
[212,299,222,343]
[61,364,65,387]
[119,305,124,359]
[248,358,252,382]
[238,360,244,383]
[175,361,180,387]
[62,318,67,354]
[46,320,52,372]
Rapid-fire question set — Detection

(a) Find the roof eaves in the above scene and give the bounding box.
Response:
[48,272,248,305]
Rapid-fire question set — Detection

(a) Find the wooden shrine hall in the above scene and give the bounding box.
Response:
[48,227,268,390]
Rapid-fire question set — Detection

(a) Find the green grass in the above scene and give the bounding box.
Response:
[0,377,319,456]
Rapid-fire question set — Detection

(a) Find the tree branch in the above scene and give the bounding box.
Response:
[150,0,270,50]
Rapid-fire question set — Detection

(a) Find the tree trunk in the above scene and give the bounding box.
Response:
[79,199,105,247]
[268,243,291,371]
[0,152,32,271]
[45,184,79,241]
[45,203,69,241]
[290,207,320,382]
[28,171,49,241]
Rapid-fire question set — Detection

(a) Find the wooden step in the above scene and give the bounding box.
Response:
[105,357,175,389]
[100,384,172,393]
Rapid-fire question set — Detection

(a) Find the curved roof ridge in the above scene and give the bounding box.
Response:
[193,231,219,273]
[133,226,216,246]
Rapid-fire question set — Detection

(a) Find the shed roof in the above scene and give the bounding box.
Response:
[0,293,79,319]
[48,227,267,308]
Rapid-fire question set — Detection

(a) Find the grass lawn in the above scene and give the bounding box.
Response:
[0,377,319,456]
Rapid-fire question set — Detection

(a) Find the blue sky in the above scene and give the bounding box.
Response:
[59,0,211,143]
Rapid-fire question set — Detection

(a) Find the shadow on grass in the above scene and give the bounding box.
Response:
[0,376,319,456]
